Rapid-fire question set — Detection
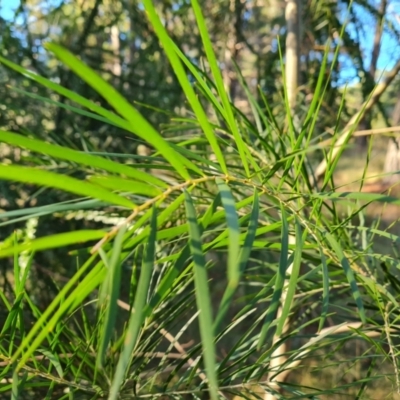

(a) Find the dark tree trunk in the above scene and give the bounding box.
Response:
[355,119,371,149]
[356,0,387,149]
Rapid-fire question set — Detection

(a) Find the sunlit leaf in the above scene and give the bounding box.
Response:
[184,190,219,400]
[0,165,135,208]
[109,207,157,399]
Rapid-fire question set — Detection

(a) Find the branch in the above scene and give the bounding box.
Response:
[269,322,391,384]
[116,299,227,396]
[314,58,400,181]
[370,0,387,79]
[0,350,187,368]
[318,125,400,148]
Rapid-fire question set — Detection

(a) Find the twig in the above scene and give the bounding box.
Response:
[117,299,207,381]
[116,299,228,398]
[0,350,186,368]
[0,362,101,393]
[269,322,392,384]
[90,175,217,254]
[319,125,400,148]
[384,303,400,393]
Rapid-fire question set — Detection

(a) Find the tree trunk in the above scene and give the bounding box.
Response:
[383,92,400,184]
[356,0,387,148]
[284,0,300,110]
[264,1,301,399]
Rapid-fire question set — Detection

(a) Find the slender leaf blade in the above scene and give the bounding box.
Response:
[213,190,259,332]
[276,220,305,336]
[109,207,157,399]
[88,175,162,197]
[0,130,168,188]
[0,230,106,257]
[0,165,135,208]
[190,0,252,176]
[45,43,197,180]
[319,250,330,332]
[142,0,227,174]
[258,206,290,349]
[325,232,366,323]
[97,225,126,368]
[184,190,219,400]
[216,179,240,286]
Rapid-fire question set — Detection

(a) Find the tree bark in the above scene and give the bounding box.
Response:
[356,0,387,148]
[284,0,300,110]
[264,1,301,399]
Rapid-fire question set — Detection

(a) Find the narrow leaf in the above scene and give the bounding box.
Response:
[0,131,167,188]
[216,179,240,286]
[45,43,196,180]
[109,207,157,399]
[319,250,330,332]
[0,230,106,258]
[12,254,102,368]
[325,232,366,323]
[38,349,64,378]
[276,220,306,336]
[142,0,227,174]
[89,175,162,197]
[214,191,259,332]
[97,225,126,368]
[184,190,219,400]
[0,165,135,208]
[258,206,290,349]
[11,366,19,400]
[190,0,252,176]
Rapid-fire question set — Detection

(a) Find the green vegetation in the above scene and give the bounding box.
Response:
[1,0,400,399]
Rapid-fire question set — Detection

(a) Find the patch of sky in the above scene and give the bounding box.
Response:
[1,0,65,22]
[338,0,400,85]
